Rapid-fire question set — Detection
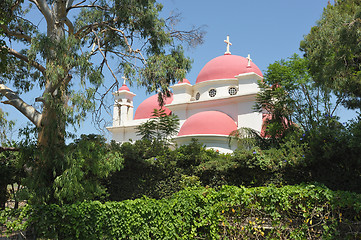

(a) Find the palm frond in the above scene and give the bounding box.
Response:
[228,127,265,150]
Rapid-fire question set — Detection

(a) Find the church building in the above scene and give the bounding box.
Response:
[106,36,264,153]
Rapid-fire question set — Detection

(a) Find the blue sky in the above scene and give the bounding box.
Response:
[159,0,328,82]
[4,0,357,141]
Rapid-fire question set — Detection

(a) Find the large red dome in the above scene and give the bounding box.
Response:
[178,111,237,136]
[134,94,173,120]
[196,54,263,84]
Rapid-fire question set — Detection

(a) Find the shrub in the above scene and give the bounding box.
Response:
[2,184,361,239]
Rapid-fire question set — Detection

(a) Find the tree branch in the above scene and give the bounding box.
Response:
[74,18,117,38]
[63,17,74,34]
[11,0,22,11]
[67,4,107,11]
[0,84,42,128]
[0,147,19,153]
[66,0,76,10]
[69,0,86,9]
[29,0,53,27]
[43,73,72,99]
[107,26,133,53]
[5,47,46,75]
[0,24,32,43]
[92,30,118,83]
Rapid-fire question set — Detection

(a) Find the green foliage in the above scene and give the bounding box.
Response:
[136,108,179,144]
[0,108,14,144]
[108,126,361,200]
[302,115,361,193]
[16,134,123,204]
[53,135,124,203]
[0,143,25,209]
[108,138,309,200]
[0,0,202,205]
[301,0,361,109]
[108,139,215,200]
[228,127,267,150]
[255,54,338,144]
[2,185,361,239]
[0,0,10,73]
[140,46,193,94]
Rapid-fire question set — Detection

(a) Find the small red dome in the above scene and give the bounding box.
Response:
[178,78,191,84]
[178,111,237,136]
[118,84,130,91]
[134,94,173,120]
[196,54,263,84]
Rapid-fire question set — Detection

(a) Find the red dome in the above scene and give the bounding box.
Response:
[178,111,237,136]
[196,54,263,84]
[134,94,173,120]
[178,78,191,84]
[118,84,130,91]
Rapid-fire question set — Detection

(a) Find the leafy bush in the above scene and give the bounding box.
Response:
[53,134,124,203]
[2,184,361,239]
[301,116,361,193]
[108,129,361,202]
[10,134,123,205]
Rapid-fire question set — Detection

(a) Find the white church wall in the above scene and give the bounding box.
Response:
[107,118,147,143]
[237,100,263,132]
[193,79,238,102]
[171,83,193,104]
[236,73,262,96]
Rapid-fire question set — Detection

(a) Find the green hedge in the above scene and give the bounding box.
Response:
[2,184,361,239]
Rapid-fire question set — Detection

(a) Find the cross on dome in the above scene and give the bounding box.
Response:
[246,54,252,67]
[224,35,232,55]
[122,76,127,85]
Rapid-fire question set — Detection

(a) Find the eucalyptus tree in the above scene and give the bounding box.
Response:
[0,0,203,203]
[301,0,361,109]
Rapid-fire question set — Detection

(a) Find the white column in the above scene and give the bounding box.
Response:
[128,106,134,121]
[113,103,120,127]
[120,100,128,125]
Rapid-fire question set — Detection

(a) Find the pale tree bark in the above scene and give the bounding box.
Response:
[0,84,42,127]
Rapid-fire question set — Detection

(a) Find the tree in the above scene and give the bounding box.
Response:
[254,54,340,142]
[0,145,25,209]
[0,109,14,146]
[136,107,179,144]
[301,0,361,109]
[0,0,8,73]
[0,0,203,203]
[53,134,123,203]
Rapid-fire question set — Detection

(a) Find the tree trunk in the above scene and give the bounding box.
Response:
[30,0,69,203]
[34,94,66,203]
[0,183,7,209]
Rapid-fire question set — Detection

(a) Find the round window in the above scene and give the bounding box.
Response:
[195,92,200,100]
[228,87,237,95]
[209,89,217,97]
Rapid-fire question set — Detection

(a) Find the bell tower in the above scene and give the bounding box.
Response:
[112,80,136,127]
